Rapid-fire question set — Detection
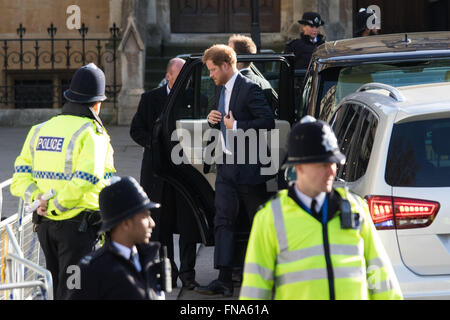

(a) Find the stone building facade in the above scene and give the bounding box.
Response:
[0,0,447,126]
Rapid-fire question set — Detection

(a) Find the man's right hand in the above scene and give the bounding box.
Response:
[36,194,49,216]
[208,110,223,125]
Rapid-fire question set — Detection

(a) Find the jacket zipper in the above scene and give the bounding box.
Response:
[322,221,335,300]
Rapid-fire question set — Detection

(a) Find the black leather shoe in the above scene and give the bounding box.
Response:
[195,279,233,297]
[182,279,200,290]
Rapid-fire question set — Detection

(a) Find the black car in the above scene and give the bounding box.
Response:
[154,32,450,246]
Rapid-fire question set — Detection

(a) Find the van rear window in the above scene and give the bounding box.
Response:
[385,117,450,187]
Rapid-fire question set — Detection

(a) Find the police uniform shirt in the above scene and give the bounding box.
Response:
[112,241,142,272]
[294,185,326,214]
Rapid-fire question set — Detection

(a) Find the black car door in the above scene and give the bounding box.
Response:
[156,54,295,245]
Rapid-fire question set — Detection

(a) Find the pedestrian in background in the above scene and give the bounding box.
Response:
[240,116,403,300]
[11,63,116,299]
[130,58,200,290]
[354,8,380,37]
[66,176,166,300]
[284,11,326,70]
[228,34,272,93]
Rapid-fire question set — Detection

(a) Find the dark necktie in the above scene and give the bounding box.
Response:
[311,199,318,216]
[217,87,227,147]
[129,251,140,271]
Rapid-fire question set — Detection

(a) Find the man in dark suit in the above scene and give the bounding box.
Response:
[227,34,275,283]
[228,34,275,114]
[228,34,272,92]
[130,58,199,290]
[195,44,275,296]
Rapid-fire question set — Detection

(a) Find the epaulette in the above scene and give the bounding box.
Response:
[286,39,297,46]
[80,255,93,266]
[94,121,104,134]
[256,192,282,213]
[79,246,106,266]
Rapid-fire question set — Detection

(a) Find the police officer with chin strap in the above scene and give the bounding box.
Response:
[284,12,326,70]
[67,176,169,300]
[11,63,116,300]
[240,116,403,300]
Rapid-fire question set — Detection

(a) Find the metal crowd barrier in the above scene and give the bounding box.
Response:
[0,178,53,300]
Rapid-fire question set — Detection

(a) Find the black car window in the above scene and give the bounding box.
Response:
[346,109,378,182]
[299,73,313,117]
[386,117,450,187]
[331,103,364,181]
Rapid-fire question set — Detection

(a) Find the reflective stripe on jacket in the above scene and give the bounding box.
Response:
[11,115,115,220]
[239,187,403,300]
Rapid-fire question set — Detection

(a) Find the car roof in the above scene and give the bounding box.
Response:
[313,32,450,64]
[343,82,450,123]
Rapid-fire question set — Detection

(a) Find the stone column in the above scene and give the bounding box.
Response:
[117,15,145,125]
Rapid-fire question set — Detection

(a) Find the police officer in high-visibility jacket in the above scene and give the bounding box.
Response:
[239,116,403,300]
[11,63,116,300]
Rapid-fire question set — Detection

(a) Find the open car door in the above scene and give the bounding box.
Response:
[156,53,295,245]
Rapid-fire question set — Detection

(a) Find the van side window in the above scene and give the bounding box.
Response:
[331,103,362,181]
[347,110,378,181]
[332,104,378,182]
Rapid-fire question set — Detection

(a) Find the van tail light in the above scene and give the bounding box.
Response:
[365,196,440,230]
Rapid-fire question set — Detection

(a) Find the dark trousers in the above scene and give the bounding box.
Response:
[152,183,198,284]
[36,216,97,300]
[214,164,272,269]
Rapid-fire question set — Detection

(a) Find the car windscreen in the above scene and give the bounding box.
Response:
[336,60,450,102]
[385,117,450,187]
[317,60,450,121]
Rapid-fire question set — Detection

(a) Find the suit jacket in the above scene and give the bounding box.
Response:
[211,72,275,185]
[240,68,274,113]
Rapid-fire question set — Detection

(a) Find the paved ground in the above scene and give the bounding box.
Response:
[0,125,239,300]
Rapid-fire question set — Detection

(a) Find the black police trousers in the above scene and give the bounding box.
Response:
[36,213,97,300]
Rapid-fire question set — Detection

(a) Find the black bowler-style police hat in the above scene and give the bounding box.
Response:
[298,12,325,27]
[64,63,107,104]
[355,8,376,34]
[281,116,345,169]
[98,176,160,233]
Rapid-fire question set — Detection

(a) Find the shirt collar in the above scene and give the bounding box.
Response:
[112,241,138,260]
[166,84,170,96]
[224,71,239,92]
[294,184,326,212]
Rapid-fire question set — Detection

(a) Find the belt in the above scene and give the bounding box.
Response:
[41,210,100,223]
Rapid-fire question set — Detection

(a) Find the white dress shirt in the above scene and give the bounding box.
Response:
[112,241,142,272]
[294,185,326,214]
[223,71,239,130]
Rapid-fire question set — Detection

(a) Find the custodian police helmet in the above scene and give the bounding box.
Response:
[281,116,345,169]
[298,12,325,27]
[98,176,160,233]
[64,63,107,104]
[355,8,377,36]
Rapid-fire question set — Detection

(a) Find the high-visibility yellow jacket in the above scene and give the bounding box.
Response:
[239,187,403,300]
[11,115,115,221]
